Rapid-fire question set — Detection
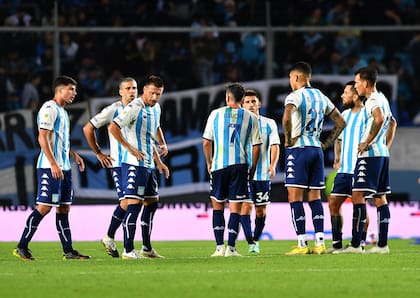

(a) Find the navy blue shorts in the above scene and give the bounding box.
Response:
[36,169,73,207]
[210,164,248,203]
[249,180,271,206]
[353,156,391,196]
[331,173,353,197]
[110,167,124,200]
[122,163,158,200]
[284,147,325,189]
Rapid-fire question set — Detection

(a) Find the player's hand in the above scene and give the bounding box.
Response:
[266,166,277,179]
[157,162,170,179]
[358,142,369,154]
[74,156,85,172]
[129,146,145,161]
[284,137,297,148]
[51,163,64,180]
[158,144,168,157]
[97,152,114,168]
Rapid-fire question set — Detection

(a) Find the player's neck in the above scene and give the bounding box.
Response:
[53,97,66,107]
[351,101,364,113]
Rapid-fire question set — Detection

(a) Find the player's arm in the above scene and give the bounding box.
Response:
[38,128,63,180]
[282,103,294,147]
[155,126,168,157]
[69,149,85,172]
[322,108,346,150]
[268,144,279,179]
[250,144,261,179]
[83,121,114,168]
[202,138,213,174]
[333,138,342,170]
[386,116,397,149]
[358,106,384,153]
[153,146,170,179]
[108,121,145,161]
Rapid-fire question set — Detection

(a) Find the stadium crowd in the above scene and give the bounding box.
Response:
[1,0,420,125]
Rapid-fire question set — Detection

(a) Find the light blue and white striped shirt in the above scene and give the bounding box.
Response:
[90,101,126,167]
[113,97,161,168]
[338,108,366,174]
[36,100,71,170]
[359,91,393,158]
[252,116,280,181]
[284,86,336,148]
[203,107,261,172]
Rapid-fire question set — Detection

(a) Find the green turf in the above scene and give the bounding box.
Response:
[1,239,420,298]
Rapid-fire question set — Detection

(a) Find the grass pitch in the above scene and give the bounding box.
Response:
[1,239,419,298]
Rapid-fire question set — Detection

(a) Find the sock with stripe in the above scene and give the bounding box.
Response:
[141,202,158,251]
[17,209,44,249]
[351,203,366,248]
[227,213,241,247]
[122,204,141,252]
[377,204,390,247]
[56,213,73,253]
[212,209,225,246]
[107,205,125,238]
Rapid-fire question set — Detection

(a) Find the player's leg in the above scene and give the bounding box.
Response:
[240,202,254,246]
[14,169,54,260]
[14,204,51,261]
[225,201,242,257]
[58,170,90,259]
[308,189,326,254]
[225,164,248,257]
[284,148,309,255]
[329,173,352,251]
[210,169,227,256]
[252,181,270,253]
[120,164,145,259]
[286,186,309,255]
[307,147,326,254]
[102,168,125,257]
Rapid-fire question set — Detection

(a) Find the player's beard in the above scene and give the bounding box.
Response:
[342,101,354,110]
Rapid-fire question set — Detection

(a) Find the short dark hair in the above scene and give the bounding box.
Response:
[226,82,245,103]
[244,89,260,99]
[345,80,359,95]
[143,75,164,88]
[289,61,312,77]
[53,76,77,89]
[355,67,377,86]
[119,77,136,89]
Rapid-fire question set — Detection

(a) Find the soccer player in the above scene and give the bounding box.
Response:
[337,67,397,254]
[13,76,90,260]
[108,75,169,259]
[282,61,346,255]
[240,89,280,254]
[83,77,138,257]
[203,82,262,257]
[327,81,368,253]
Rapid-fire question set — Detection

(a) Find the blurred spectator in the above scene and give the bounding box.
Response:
[240,31,265,81]
[4,7,32,26]
[60,32,79,77]
[0,66,16,112]
[21,73,41,110]
[104,68,123,96]
[191,16,220,86]
[214,40,240,83]
[164,37,194,89]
